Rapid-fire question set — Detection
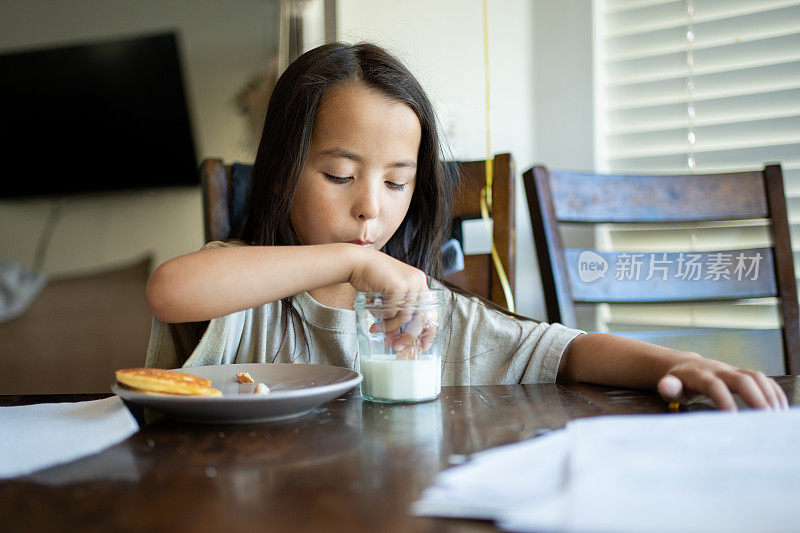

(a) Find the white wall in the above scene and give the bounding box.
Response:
[337,0,594,320]
[533,0,594,171]
[0,0,279,277]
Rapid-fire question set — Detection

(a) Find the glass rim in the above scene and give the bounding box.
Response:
[353,289,444,310]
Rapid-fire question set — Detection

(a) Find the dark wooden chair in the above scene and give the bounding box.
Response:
[523,164,799,375]
[200,153,515,309]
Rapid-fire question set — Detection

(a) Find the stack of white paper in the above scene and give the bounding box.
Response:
[414,408,800,533]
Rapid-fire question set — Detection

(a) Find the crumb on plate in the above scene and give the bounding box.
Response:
[253,382,270,395]
[236,371,254,384]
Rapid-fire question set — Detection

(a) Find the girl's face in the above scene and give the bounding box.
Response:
[290,82,421,251]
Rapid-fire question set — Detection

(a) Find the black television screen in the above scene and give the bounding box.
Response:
[0,32,198,198]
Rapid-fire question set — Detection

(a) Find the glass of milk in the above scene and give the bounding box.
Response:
[354,290,444,403]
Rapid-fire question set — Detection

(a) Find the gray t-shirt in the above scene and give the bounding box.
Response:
[145,244,583,385]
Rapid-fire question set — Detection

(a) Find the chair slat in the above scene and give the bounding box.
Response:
[228,163,252,237]
[451,161,485,220]
[549,170,768,223]
[764,164,800,373]
[444,254,491,301]
[565,248,776,302]
[200,159,230,243]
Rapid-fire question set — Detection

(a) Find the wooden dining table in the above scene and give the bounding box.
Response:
[2,377,798,532]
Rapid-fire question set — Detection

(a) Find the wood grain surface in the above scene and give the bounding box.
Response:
[2,378,797,532]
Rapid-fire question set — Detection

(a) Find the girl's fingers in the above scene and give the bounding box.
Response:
[662,360,790,412]
[390,311,438,351]
[391,314,426,349]
[771,378,789,409]
[382,329,401,350]
[363,290,439,352]
[720,371,770,410]
[421,325,438,350]
[407,310,438,350]
[396,344,415,360]
[395,328,437,353]
[393,332,418,351]
[741,370,780,410]
[368,291,424,334]
[366,294,407,329]
[371,310,414,333]
[703,375,738,411]
[657,374,684,402]
[676,370,737,411]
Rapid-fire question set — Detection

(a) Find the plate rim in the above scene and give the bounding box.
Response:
[111,362,362,402]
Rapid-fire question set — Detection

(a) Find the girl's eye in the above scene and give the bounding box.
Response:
[323,173,351,184]
[386,181,405,191]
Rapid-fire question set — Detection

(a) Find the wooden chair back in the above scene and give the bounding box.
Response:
[200,153,516,309]
[442,153,515,308]
[201,159,252,243]
[523,164,799,375]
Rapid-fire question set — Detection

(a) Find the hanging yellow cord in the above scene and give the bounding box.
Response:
[481,0,516,313]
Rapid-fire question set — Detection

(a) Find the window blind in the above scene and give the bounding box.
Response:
[593,0,800,331]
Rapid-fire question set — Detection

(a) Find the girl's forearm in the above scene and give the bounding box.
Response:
[558,333,701,389]
[145,243,361,323]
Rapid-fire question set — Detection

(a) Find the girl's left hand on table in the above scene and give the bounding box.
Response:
[657,356,789,411]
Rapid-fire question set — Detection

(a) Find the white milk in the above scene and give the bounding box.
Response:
[359,355,441,402]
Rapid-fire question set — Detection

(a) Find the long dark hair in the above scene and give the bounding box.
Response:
[180,43,454,364]
[238,42,454,279]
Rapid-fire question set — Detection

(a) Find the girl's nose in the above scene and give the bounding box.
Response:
[353,183,380,221]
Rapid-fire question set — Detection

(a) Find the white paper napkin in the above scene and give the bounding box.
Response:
[415,407,800,533]
[412,430,569,520]
[0,396,139,479]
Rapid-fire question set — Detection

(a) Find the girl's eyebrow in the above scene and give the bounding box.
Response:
[318,147,417,170]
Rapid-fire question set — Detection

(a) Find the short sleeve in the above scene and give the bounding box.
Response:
[440,288,584,385]
[144,239,246,369]
[144,317,179,369]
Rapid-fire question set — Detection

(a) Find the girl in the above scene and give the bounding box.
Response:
[145,42,787,411]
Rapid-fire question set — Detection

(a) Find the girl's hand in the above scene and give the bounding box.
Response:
[369,293,439,352]
[349,247,437,351]
[656,356,789,411]
[348,247,429,295]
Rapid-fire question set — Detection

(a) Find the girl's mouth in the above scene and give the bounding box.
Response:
[347,240,374,247]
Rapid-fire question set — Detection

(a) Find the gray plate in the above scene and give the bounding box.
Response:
[111,363,362,424]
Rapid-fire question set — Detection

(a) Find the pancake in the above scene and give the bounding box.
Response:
[139,387,222,397]
[115,368,215,395]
